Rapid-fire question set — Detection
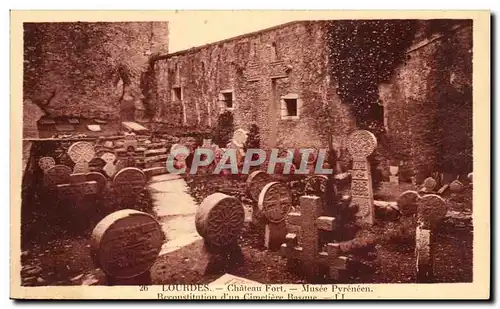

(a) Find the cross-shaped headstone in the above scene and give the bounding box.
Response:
[67,141,96,174]
[279,195,347,280]
[56,173,98,202]
[346,130,377,225]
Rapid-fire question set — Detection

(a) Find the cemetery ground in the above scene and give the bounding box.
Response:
[20,171,472,286]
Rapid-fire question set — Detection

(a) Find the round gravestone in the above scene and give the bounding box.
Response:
[246,170,272,201]
[423,177,437,191]
[38,157,56,172]
[397,190,420,217]
[258,182,293,223]
[467,172,473,183]
[346,130,377,159]
[304,175,329,196]
[90,209,164,279]
[417,194,448,225]
[43,165,72,188]
[68,142,96,164]
[86,172,108,193]
[195,193,245,248]
[112,168,146,196]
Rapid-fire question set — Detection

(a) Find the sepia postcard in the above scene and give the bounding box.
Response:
[10,10,490,300]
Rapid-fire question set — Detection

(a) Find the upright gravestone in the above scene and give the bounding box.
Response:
[43,165,73,190]
[246,170,272,202]
[422,177,437,193]
[397,190,448,283]
[68,142,95,174]
[56,173,98,202]
[258,182,293,250]
[415,194,447,283]
[346,130,377,226]
[101,152,117,177]
[38,157,56,172]
[90,209,164,284]
[195,193,245,249]
[86,172,108,193]
[112,167,146,198]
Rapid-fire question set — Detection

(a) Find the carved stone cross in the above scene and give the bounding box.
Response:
[346,130,377,225]
[279,195,347,280]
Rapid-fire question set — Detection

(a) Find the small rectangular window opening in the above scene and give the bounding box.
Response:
[284,98,297,116]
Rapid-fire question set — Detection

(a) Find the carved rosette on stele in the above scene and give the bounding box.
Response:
[346,130,377,226]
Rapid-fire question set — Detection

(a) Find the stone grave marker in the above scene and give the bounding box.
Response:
[468,172,473,184]
[85,172,108,193]
[304,174,329,205]
[195,193,245,249]
[422,177,437,192]
[449,179,465,193]
[112,167,146,197]
[56,173,99,201]
[415,194,447,283]
[38,156,56,172]
[397,190,420,217]
[279,195,347,280]
[73,162,90,174]
[257,182,293,250]
[90,209,164,282]
[389,165,399,184]
[114,160,127,175]
[43,165,73,190]
[68,141,95,174]
[68,141,95,164]
[101,152,117,177]
[346,130,377,225]
[258,182,293,223]
[246,170,272,201]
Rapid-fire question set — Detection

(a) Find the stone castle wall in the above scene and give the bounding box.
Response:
[379,20,473,179]
[152,21,356,151]
[23,22,169,122]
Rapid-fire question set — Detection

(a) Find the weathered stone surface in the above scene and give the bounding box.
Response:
[346,130,377,160]
[257,182,293,223]
[246,170,272,202]
[43,165,72,189]
[417,194,448,225]
[38,157,55,171]
[68,142,95,164]
[153,21,356,150]
[24,22,169,121]
[86,172,108,192]
[279,195,347,280]
[90,209,164,279]
[379,21,472,179]
[112,167,146,196]
[195,193,245,248]
[423,177,437,191]
[397,190,420,217]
